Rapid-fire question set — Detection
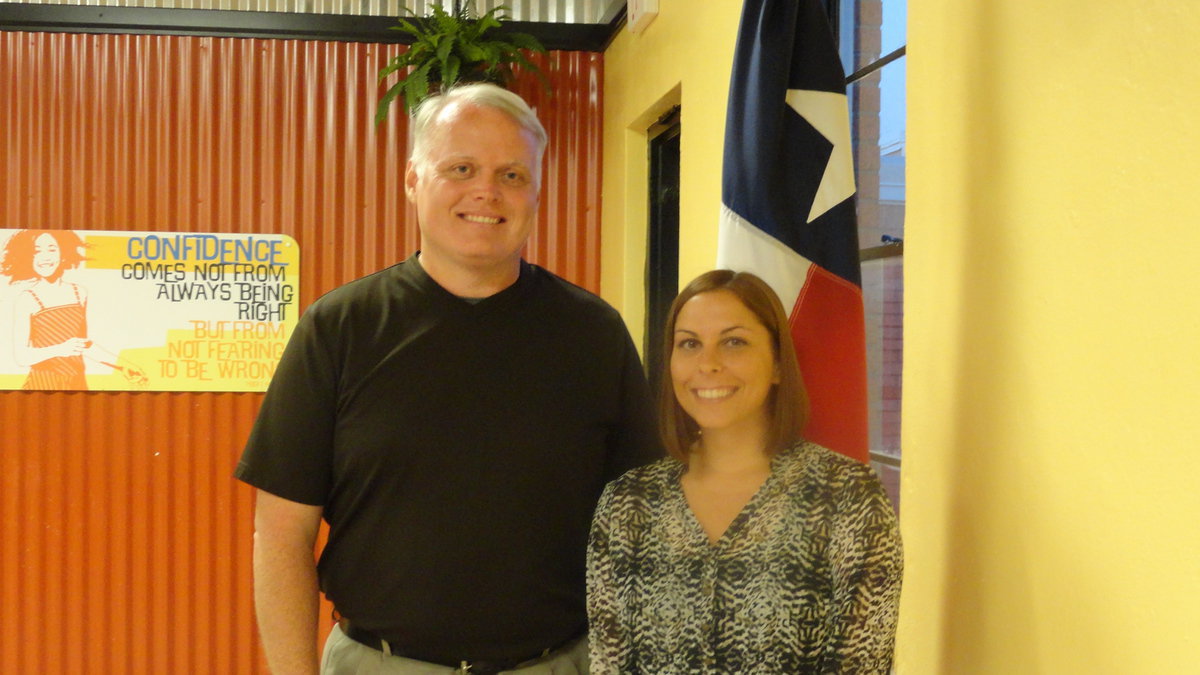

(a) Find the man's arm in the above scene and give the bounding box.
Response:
[253,489,324,675]
[604,328,664,479]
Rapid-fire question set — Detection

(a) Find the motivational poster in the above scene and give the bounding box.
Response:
[0,229,299,392]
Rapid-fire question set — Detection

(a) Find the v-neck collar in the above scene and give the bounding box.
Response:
[398,252,535,313]
[670,455,786,550]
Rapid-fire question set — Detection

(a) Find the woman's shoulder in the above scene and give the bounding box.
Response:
[778,439,860,470]
[776,441,887,496]
[14,284,40,309]
[598,457,682,510]
[593,458,683,541]
[607,456,681,492]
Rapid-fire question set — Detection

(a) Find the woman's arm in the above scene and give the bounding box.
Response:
[586,484,632,675]
[80,341,148,384]
[822,463,903,674]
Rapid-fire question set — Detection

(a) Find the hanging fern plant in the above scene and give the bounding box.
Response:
[376,3,548,124]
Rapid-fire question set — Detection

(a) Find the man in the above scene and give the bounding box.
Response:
[235,84,659,674]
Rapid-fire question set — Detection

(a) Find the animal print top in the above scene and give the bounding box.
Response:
[586,441,902,674]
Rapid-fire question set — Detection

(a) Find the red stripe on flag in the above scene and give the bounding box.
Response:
[789,264,869,462]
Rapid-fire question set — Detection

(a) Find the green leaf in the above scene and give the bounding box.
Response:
[480,5,508,23]
[405,64,430,113]
[461,20,483,42]
[392,18,422,38]
[477,13,502,32]
[444,54,461,88]
[407,42,430,60]
[378,59,406,82]
[432,6,458,34]
[460,43,486,62]
[508,32,546,54]
[480,42,505,67]
[436,34,454,64]
[376,80,404,125]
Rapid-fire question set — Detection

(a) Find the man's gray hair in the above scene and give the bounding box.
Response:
[410,83,548,182]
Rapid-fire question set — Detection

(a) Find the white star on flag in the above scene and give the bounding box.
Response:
[785,89,855,223]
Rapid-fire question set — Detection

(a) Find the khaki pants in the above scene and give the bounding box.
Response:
[320,623,589,675]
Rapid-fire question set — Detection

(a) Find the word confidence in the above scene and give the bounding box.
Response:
[127,235,285,266]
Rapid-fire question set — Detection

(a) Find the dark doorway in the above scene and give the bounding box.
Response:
[645,107,681,394]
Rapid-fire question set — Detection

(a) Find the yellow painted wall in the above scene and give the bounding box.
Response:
[902,1,1200,671]
[600,0,743,348]
[604,0,1200,671]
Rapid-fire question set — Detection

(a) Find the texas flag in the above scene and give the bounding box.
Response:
[718,0,868,462]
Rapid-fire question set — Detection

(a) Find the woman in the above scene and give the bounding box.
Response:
[587,270,902,674]
[2,229,145,389]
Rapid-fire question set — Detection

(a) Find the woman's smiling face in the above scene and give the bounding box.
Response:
[32,233,62,279]
[670,290,780,438]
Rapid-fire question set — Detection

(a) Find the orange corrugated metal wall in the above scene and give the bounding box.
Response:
[0,30,604,673]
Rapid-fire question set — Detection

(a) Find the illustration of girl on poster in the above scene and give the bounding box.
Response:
[1,229,147,390]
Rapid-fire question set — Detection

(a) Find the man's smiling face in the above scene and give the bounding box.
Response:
[405,102,541,282]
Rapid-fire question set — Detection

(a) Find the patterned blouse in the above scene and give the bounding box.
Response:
[586,441,902,674]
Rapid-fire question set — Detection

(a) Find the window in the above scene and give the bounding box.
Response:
[838,0,906,513]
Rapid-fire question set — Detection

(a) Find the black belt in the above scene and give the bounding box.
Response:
[338,619,563,675]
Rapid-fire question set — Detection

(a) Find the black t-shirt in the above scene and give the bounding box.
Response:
[235,255,660,664]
